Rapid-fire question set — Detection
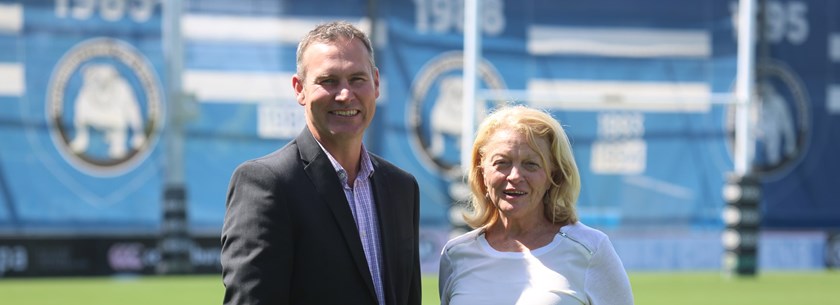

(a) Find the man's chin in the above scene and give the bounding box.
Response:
[325,128,367,140]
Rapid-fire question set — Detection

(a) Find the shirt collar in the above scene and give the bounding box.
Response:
[316,141,375,183]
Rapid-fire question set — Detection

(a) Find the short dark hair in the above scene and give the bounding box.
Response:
[295,21,375,81]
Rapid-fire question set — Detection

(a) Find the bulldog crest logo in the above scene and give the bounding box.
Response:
[726,59,809,179]
[406,51,507,179]
[46,38,164,176]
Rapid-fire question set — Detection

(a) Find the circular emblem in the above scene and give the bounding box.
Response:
[406,51,507,180]
[726,59,809,180]
[46,38,164,176]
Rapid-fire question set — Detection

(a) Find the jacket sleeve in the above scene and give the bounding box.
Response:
[221,160,294,305]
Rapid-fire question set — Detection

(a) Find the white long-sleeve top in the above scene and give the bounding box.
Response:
[438,222,634,305]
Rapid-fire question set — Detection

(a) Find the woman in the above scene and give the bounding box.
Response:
[439,105,634,305]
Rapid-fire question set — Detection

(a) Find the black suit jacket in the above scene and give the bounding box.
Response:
[221,128,421,305]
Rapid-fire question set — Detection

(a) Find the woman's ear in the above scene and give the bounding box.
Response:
[553,168,564,185]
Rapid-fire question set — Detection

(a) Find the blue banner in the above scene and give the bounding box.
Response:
[1,0,165,232]
[0,0,837,238]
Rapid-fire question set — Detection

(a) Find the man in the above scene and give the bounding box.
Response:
[221,21,422,305]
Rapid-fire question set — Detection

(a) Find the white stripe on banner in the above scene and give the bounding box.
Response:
[527,26,710,58]
[526,79,711,112]
[0,3,23,34]
[829,33,840,63]
[184,70,295,103]
[182,15,381,45]
[623,175,694,200]
[827,84,840,114]
[181,14,389,106]
[0,63,24,96]
[184,70,389,104]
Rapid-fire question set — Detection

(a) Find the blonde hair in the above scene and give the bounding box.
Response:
[464,105,581,229]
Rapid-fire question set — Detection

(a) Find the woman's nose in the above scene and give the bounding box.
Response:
[507,165,524,182]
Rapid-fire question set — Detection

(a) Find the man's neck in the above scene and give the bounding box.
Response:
[319,137,363,185]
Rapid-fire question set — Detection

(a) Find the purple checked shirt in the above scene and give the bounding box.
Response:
[320,143,386,305]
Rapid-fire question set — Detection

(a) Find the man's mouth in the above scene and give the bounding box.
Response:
[332,110,359,117]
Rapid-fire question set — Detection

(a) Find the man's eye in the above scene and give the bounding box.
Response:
[350,77,370,86]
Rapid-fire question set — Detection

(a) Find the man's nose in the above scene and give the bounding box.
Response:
[335,85,351,102]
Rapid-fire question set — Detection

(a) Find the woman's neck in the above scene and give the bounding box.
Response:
[484,217,563,252]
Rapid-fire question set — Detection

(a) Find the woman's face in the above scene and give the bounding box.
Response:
[480,129,552,221]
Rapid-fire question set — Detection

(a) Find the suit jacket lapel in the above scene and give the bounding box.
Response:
[296,128,378,301]
[370,157,400,305]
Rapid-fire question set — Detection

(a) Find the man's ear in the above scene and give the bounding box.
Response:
[373,68,380,99]
[292,74,305,106]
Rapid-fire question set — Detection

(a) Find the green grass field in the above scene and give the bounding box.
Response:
[1,271,838,304]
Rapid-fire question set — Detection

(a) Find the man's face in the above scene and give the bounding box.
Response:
[292,38,379,146]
